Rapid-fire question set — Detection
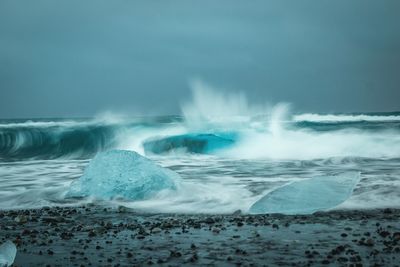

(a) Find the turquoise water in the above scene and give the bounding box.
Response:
[1,112,400,213]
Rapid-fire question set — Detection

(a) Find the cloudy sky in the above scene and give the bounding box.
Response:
[1,0,399,118]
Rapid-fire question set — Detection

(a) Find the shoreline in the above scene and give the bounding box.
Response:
[1,206,400,266]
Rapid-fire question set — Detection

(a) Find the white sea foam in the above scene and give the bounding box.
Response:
[294,113,400,122]
[220,127,400,160]
[178,82,400,160]
[1,81,400,213]
[0,120,89,128]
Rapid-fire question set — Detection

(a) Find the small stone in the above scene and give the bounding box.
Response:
[189,253,198,262]
[204,217,215,224]
[21,229,31,235]
[170,250,182,257]
[212,227,221,234]
[232,210,242,216]
[383,208,392,214]
[60,232,73,240]
[365,239,374,247]
[15,215,28,224]
[378,230,390,238]
[88,230,96,237]
[393,232,400,241]
[151,227,162,234]
[117,206,128,213]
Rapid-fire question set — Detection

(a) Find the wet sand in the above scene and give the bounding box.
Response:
[1,206,400,266]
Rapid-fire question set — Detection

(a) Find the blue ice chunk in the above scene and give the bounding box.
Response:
[249,172,360,215]
[0,240,16,267]
[67,150,179,200]
[143,133,236,155]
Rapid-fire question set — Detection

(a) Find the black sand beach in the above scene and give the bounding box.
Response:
[1,206,400,266]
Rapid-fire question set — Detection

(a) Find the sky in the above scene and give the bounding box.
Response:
[0,0,399,118]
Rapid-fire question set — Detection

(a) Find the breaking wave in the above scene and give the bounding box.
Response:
[1,82,400,161]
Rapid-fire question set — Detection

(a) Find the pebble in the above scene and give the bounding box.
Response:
[212,227,221,234]
[151,227,162,234]
[1,206,400,266]
[14,215,28,224]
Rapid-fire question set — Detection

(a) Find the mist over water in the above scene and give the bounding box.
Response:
[1,82,400,213]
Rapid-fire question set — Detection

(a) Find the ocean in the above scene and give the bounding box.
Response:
[1,110,400,213]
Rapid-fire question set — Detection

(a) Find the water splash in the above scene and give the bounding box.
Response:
[181,79,270,130]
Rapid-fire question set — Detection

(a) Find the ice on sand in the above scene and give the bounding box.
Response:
[67,150,179,200]
[249,172,360,215]
[0,240,16,267]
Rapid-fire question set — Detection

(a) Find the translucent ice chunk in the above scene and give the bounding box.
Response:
[0,240,17,267]
[249,172,360,215]
[67,150,179,200]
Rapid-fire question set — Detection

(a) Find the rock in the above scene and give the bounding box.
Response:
[14,215,27,224]
[232,210,242,216]
[151,227,162,234]
[117,206,129,213]
[378,230,390,238]
[393,232,400,241]
[204,217,215,224]
[88,230,96,237]
[212,227,221,234]
[383,208,392,214]
[60,232,74,240]
[170,250,182,257]
[41,216,65,224]
[365,239,374,247]
[189,253,198,262]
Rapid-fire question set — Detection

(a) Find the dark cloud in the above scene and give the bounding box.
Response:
[1,0,399,118]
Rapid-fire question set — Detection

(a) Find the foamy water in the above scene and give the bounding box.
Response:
[1,84,399,213]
